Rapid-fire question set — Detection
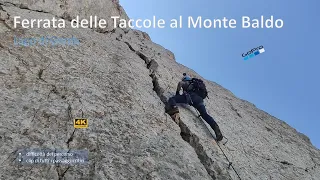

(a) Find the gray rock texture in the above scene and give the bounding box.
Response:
[0,1,319,180]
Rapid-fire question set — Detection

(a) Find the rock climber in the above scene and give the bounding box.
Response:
[166,73,223,141]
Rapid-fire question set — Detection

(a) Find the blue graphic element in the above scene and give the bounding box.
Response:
[243,48,265,60]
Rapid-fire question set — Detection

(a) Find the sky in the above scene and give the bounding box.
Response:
[120,0,320,149]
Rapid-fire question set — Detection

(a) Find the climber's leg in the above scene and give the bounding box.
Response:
[168,94,188,107]
[166,94,188,116]
[194,103,223,141]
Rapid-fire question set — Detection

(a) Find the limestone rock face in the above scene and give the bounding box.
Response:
[0,1,319,180]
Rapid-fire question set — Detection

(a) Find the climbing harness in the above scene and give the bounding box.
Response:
[193,107,243,180]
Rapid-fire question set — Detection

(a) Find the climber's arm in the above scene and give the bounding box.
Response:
[176,81,186,95]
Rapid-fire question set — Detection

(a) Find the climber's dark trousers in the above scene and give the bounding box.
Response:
[168,93,217,127]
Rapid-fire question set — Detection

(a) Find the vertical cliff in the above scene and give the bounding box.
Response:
[0,1,319,179]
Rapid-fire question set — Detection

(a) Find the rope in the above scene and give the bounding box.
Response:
[194,108,242,180]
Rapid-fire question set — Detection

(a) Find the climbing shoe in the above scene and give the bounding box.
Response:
[212,123,223,141]
[165,106,179,116]
[170,113,180,125]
